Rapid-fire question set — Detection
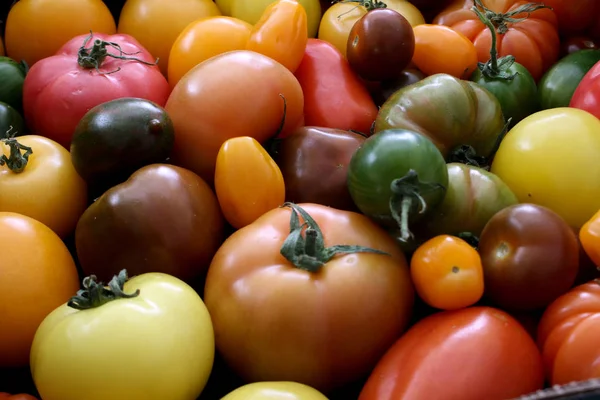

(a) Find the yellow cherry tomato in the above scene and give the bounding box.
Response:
[215,136,285,229]
[118,0,221,75]
[169,16,252,88]
[221,382,329,400]
[5,0,116,66]
[246,0,308,73]
[0,135,88,238]
[318,0,425,58]
[492,108,600,229]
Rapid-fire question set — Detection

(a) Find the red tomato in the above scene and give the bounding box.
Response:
[0,394,38,400]
[359,306,545,400]
[293,38,378,135]
[22,32,170,149]
[570,60,600,119]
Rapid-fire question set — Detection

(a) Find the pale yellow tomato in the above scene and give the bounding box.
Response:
[221,382,329,400]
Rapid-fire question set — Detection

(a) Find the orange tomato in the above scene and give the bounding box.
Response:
[215,137,285,229]
[411,234,484,310]
[169,17,252,87]
[247,0,308,73]
[118,0,222,76]
[412,24,479,78]
[0,212,80,367]
[5,0,116,67]
[579,208,600,266]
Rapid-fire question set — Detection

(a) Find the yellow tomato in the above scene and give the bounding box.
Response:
[318,0,425,58]
[221,382,329,400]
[491,108,600,229]
[169,16,252,88]
[118,0,221,75]
[215,136,285,229]
[230,0,321,38]
[0,135,88,238]
[5,0,116,66]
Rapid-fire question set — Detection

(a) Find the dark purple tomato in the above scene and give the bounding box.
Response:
[372,68,426,106]
[347,8,415,81]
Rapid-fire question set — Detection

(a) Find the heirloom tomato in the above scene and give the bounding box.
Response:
[0,394,38,400]
[118,0,221,75]
[359,307,544,400]
[0,212,80,368]
[570,59,600,119]
[0,102,25,139]
[204,203,414,393]
[4,0,116,67]
[491,108,600,229]
[374,68,426,105]
[30,270,215,400]
[221,382,328,400]
[22,32,170,149]
[166,50,304,184]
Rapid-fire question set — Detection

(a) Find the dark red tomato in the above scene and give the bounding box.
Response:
[561,36,598,57]
[359,306,545,400]
[570,60,600,119]
[478,204,579,311]
[0,394,38,400]
[294,38,378,135]
[22,32,170,148]
[347,8,415,81]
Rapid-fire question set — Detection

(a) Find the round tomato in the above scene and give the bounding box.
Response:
[0,212,80,368]
[168,16,252,88]
[0,56,27,112]
[221,382,328,400]
[118,0,221,75]
[30,270,215,400]
[1,135,88,238]
[4,0,116,67]
[491,108,600,229]
[22,32,170,149]
[0,394,38,400]
[204,203,414,392]
[359,307,545,400]
[570,59,600,119]
[165,50,304,185]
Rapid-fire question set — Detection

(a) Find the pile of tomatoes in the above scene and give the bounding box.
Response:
[1,0,600,399]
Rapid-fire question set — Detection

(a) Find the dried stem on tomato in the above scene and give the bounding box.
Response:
[0,127,32,173]
[68,269,140,310]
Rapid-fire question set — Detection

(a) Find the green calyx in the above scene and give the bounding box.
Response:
[336,0,387,19]
[279,202,389,272]
[0,127,32,173]
[68,269,140,311]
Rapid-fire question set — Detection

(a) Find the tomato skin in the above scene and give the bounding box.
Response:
[0,102,25,139]
[166,50,304,185]
[359,307,545,400]
[294,39,378,134]
[0,394,38,400]
[539,0,600,36]
[221,382,328,400]
[4,0,116,67]
[579,208,600,266]
[0,56,27,112]
[0,212,80,368]
[570,60,600,119]
[22,32,170,149]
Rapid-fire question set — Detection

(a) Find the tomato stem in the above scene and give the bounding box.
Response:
[335,0,387,19]
[448,145,489,169]
[0,127,32,173]
[279,202,389,272]
[67,269,141,310]
[77,31,159,75]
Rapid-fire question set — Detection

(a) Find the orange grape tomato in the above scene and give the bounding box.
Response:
[246,0,308,73]
[412,24,478,79]
[214,136,285,229]
[410,234,484,310]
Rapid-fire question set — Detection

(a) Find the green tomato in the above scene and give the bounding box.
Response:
[0,56,27,112]
[0,101,24,138]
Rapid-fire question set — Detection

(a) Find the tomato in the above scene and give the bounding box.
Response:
[373,68,426,106]
[4,0,116,67]
[118,0,221,75]
[539,50,600,110]
[375,74,506,162]
[0,212,80,367]
[537,281,600,384]
[0,394,38,400]
[221,382,328,400]
[0,102,25,139]
[491,108,600,229]
[22,32,170,149]
[539,0,600,36]
[570,59,600,119]
[434,0,560,81]
[165,50,304,185]
[412,24,478,79]
[294,39,378,134]
[168,16,252,88]
[318,0,425,58]
[347,129,449,241]
[204,203,414,392]
[30,270,215,400]
[580,208,600,267]
[1,135,87,238]
[359,306,544,400]
[0,56,27,112]
[246,0,308,73]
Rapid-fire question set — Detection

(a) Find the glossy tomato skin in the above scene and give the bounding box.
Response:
[204,203,414,393]
[0,56,27,112]
[294,39,377,135]
[22,32,170,149]
[273,127,365,211]
[570,59,600,118]
[359,306,544,400]
[75,164,225,284]
[479,204,579,311]
[0,102,25,139]
[375,68,426,106]
[221,382,328,400]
